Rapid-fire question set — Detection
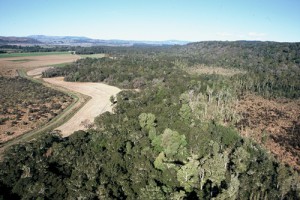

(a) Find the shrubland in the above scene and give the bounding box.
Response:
[0,77,72,143]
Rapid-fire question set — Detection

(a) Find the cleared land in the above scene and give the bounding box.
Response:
[43,77,121,137]
[27,66,53,77]
[236,94,300,170]
[0,76,73,144]
[183,60,300,170]
[0,54,80,151]
[0,53,118,144]
[187,65,246,76]
[0,54,80,76]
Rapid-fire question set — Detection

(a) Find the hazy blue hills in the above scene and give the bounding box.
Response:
[0,36,42,45]
[0,35,190,46]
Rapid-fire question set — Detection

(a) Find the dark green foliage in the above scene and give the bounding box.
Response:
[0,117,8,125]
[0,45,72,53]
[43,56,179,89]
[41,41,300,98]
[0,45,106,54]
[1,41,300,199]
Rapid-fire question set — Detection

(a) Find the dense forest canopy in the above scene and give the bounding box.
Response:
[43,41,300,98]
[1,41,300,199]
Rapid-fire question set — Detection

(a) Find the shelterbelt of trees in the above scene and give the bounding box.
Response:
[1,41,300,199]
[0,45,106,55]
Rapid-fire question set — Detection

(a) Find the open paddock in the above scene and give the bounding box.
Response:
[0,54,80,76]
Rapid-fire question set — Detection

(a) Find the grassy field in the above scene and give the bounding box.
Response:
[0,51,70,58]
[79,53,106,58]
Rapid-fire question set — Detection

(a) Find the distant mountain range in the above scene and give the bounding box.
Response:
[0,36,42,45]
[0,35,190,46]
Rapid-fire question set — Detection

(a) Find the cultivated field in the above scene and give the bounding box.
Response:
[0,54,80,76]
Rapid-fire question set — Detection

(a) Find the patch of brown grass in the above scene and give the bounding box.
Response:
[236,93,300,170]
[187,65,246,76]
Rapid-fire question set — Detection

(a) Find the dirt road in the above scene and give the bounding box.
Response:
[43,77,121,137]
[27,66,53,77]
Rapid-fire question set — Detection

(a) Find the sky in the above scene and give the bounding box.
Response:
[0,0,299,42]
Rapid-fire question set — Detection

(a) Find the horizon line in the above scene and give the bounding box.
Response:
[0,35,299,43]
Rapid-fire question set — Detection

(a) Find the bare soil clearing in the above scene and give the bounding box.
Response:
[0,55,120,151]
[43,77,121,137]
[0,54,80,76]
[27,66,53,78]
[236,94,300,170]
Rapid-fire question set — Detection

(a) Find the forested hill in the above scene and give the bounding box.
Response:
[44,41,300,98]
[91,40,300,72]
[180,41,300,98]
[181,41,300,70]
[1,41,300,199]
[0,36,42,45]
